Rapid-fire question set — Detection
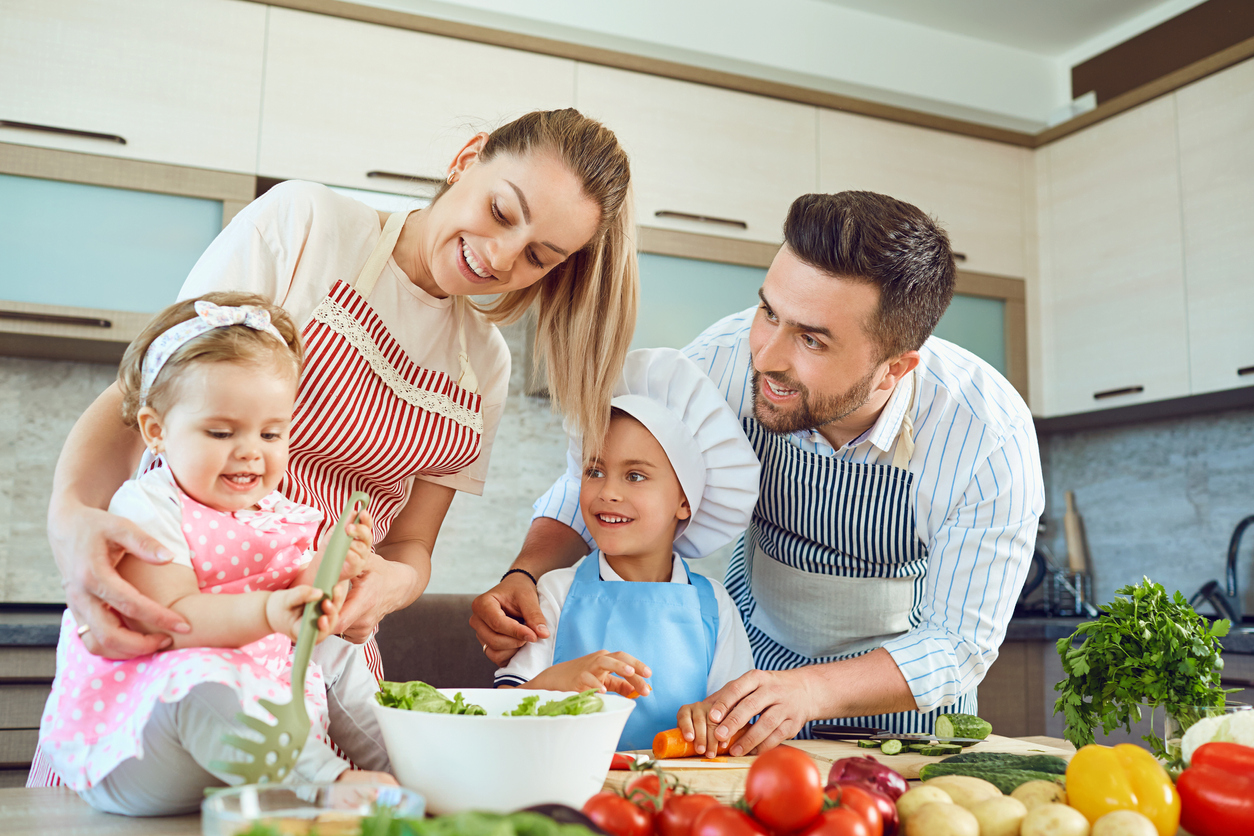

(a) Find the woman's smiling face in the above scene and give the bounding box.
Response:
[416,136,602,298]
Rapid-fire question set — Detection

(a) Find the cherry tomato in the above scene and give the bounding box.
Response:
[626,771,675,812]
[691,805,769,836]
[583,790,655,836]
[798,807,872,836]
[657,794,722,836]
[743,746,824,833]
[826,781,893,836]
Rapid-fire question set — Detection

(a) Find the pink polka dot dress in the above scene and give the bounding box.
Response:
[39,468,331,791]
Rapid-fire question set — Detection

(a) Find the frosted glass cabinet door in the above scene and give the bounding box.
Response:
[0,0,266,173]
[1176,58,1254,396]
[259,7,575,192]
[933,294,1006,376]
[631,254,766,351]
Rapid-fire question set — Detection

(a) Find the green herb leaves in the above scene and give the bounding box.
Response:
[1052,577,1231,761]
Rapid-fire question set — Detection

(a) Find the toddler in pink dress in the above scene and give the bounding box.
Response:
[39,293,394,815]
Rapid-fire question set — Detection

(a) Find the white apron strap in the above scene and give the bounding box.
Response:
[454,298,480,394]
[890,371,918,471]
[351,211,409,298]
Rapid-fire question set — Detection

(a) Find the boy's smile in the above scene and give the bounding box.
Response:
[579,413,691,583]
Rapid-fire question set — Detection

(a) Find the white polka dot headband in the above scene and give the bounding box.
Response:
[140,301,286,404]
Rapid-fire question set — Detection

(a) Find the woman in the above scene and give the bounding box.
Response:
[32,108,637,784]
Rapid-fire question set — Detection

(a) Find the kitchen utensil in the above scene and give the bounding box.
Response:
[1047,569,1096,617]
[1189,513,1252,623]
[210,491,370,784]
[810,725,984,744]
[202,782,423,836]
[1063,491,1088,574]
[373,688,635,814]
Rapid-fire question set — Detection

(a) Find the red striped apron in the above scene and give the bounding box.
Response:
[30,209,484,787]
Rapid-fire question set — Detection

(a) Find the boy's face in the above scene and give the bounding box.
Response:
[579,414,691,561]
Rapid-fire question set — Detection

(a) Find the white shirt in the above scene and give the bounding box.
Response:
[495,553,754,696]
[533,307,1045,714]
[177,180,511,495]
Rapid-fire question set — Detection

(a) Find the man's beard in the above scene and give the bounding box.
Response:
[752,366,878,435]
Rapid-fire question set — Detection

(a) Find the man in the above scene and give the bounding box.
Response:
[472,191,1043,755]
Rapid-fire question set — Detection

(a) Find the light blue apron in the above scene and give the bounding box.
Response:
[724,417,978,736]
[553,552,719,750]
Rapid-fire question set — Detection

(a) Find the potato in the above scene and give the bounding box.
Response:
[924,774,1003,809]
[1090,810,1157,836]
[905,802,979,836]
[1021,803,1090,836]
[1011,780,1068,811]
[897,785,954,820]
[971,795,1028,836]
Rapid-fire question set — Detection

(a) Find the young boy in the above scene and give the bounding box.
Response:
[494,348,760,750]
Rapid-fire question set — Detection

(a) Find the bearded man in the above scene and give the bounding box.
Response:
[473,191,1044,754]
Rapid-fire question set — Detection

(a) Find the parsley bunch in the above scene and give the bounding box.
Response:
[1053,577,1231,760]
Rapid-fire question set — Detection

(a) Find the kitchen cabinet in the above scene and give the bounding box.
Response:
[1176,58,1254,397]
[258,7,575,193]
[818,111,1030,279]
[0,0,266,174]
[575,64,818,245]
[1037,96,1190,417]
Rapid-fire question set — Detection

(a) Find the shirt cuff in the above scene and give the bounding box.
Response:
[880,630,970,715]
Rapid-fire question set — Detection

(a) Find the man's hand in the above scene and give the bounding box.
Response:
[54,504,190,659]
[469,572,549,666]
[700,668,817,755]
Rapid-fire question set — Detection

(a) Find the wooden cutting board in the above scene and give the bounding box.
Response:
[603,734,1074,803]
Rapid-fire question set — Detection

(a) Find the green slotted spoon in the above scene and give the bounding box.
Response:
[210,491,370,784]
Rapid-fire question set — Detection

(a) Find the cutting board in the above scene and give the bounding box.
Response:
[603,734,1074,803]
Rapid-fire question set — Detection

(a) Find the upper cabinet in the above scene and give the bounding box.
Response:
[818,112,1030,278]
[1176,58,1254,396]
[575,64,817,244]
[258,7,576,192]
[1038,96,1190,416]
[0,0,265,174]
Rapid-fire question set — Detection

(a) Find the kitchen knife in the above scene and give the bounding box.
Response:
[811,725,984,744]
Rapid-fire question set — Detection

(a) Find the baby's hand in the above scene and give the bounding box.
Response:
[316,509,374,581]
[336,768,397,787]
[265,580,349,643]
[676,698,722,756]
[529,650,652,697]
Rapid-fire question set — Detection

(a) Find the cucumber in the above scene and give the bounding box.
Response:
[938,752,1069,775]
[918,763,1065,794]
[879,739,904,755]
[906,743,931,751]
[935,713,992,741]
[856,739,881,748]
[915,745,961,756]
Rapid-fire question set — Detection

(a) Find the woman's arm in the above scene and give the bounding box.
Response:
[49,383,190,658]
[333,479,454,642]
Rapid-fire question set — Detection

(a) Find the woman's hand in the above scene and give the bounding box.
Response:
[53,503,191,659]
[527,650,653,697]
[334,553,420,643]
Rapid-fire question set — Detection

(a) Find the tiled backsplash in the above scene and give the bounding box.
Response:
[1038,406,1254,618]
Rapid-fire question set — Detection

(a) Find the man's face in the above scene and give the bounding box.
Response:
[748,247,887,436]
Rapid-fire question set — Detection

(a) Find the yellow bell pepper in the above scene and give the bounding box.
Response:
[1065,743,1180,836]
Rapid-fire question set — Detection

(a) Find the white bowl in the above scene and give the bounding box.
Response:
[372,688,634,814]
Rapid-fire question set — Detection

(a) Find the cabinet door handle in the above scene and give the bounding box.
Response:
[1238,366,1254,377]
[0,310,113,328]
[366,171,444,188]
[654,210,748,230]
[1093,385,1144,400]
[0,120,126,145]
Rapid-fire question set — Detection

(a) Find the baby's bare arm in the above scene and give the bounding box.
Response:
[118,556,272,648]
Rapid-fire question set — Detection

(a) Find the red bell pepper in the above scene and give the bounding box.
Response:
[1176,742,1254,836]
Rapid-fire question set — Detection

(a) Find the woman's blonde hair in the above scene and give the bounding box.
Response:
[118,291,304,428]
[433,108,638,444]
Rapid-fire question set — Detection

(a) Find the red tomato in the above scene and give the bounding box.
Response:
[798,807,872,836]
[825,781,894,836]
[657,794,722,836]
[743,746,824,833]
[583,790,655,836]
[626,772,675,812]
[691,805,769,836]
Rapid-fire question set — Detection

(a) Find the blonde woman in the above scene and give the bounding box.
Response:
[43,109,636,700]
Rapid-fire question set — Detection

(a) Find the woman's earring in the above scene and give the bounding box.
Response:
[446,172,457,185]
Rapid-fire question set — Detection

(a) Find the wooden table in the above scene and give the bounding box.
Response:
[1,787,200,836]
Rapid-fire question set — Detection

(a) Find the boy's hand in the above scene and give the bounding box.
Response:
[264,580,349,643]
[528,650,652,697]
[676,698,723,756]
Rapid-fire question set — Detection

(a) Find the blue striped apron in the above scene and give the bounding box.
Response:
[724,417,977,736]
[553,553,720,750]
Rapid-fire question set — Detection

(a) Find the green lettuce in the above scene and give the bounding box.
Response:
[374,681,486,715]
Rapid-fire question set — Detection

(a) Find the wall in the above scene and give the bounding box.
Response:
[1038,406,1254,616]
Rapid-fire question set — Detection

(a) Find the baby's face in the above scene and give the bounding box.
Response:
[579,414,690,560]
[145,360,297,512]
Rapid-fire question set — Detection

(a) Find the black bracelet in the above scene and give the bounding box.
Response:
[501,568,538,586]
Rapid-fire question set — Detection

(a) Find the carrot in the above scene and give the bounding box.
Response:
[652,724,750,759]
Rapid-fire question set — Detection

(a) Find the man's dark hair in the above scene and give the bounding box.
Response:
[783,191,956,360]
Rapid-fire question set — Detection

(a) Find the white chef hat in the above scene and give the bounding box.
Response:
[583,347,760,560]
